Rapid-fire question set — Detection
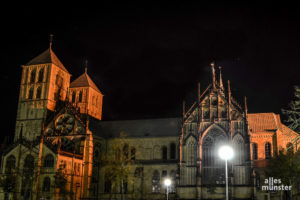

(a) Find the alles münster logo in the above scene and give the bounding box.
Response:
[262,177,292,191]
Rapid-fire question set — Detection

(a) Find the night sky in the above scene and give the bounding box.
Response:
[1,4,300,140]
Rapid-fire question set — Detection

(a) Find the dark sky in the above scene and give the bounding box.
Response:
[1,4,300,139]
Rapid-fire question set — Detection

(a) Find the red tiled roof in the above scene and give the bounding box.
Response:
[26,48,69,73]
[247,113,281,132]
[70,73,102,93]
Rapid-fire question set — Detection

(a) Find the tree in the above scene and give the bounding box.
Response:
[266,149,300,200]
[282,86,300,133]
[101,133,135,200]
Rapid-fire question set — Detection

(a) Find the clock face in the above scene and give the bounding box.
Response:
[55,113,75,135]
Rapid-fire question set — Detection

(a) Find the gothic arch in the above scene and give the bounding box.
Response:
[200,124,228,185]
[232,134,244,165]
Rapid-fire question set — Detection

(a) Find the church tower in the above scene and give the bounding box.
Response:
[69,67,103,120]
[15,43,71,141]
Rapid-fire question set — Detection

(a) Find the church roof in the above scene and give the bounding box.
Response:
[70,73,102,93]
[95,117,181,138]
[26,48,69,73]
[247,113,281,132]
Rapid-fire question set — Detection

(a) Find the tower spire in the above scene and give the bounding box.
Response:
[85,60,88,74]
[198,82,201,105]
[228,80,231,120]
[219,66,224,90]
[49,34,53,49]
[211,61,216,88]
[244,96,248,118]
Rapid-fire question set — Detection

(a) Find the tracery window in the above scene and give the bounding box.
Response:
[30,69,36,83]
[170,143,176,159]
[152,170,160,193]
[265,142,271,159]
[38,68,44,82]
[162,146,167,160]
[36,86,42,99]
[44,154,54,168]
[42,177,51,192]
[252,143,258,160]
[202,128,226,184]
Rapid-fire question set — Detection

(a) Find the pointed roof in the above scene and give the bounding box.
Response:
[26,48,69,73]
[70,72,102,93]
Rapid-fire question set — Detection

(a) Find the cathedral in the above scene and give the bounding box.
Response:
[0,44,299,200]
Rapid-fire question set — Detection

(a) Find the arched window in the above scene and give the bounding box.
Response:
[5,155,16,173]
[152,170,160,193]
[38,68,44,82]
[287,142,294,153]
[170,143,176,159]
[42,177,51,192]
[123,144,129,159]
[202,128,226,184]
[79,91,83,102]
[30,69,36,83]
[28,87,34,99]
[44,154,54,168]
[252,143,258,160]
[162,146,167,160]
[265,142,271,159]
[72,91,76,103]
[36,86,42,99]
[131,147,136,160]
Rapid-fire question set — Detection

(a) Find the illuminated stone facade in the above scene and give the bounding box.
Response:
[0,48,299,200]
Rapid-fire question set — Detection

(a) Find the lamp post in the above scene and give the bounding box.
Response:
[218,145,234,200]
[164,178,171,200]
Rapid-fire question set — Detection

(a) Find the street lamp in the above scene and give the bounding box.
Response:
[218,145,234,200]
[164,178,171,200]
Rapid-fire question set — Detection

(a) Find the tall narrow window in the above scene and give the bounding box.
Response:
[44,154,54,168]
[36,86,42,99]
[252,143,258,160]
[38,68,44,82]
[79,91,83,102]
[5,155,16,173]
[55,74,63,88]
[131,147,136,160]
[30,69,36,83]
[162,146,167,160]
[152,170,160,193]
[170,143,176,159]
[72,91,76,103]
[265,142,271,159]
[28,87,34,99]
[42,177,51,192]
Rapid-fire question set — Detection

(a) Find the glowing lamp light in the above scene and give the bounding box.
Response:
[164,178,171,187]
[218,145,234,160]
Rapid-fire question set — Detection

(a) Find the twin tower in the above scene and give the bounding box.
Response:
[15,46,103,142]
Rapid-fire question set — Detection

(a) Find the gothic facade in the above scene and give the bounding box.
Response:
[1,47,299,200]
